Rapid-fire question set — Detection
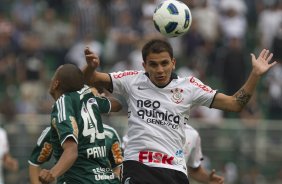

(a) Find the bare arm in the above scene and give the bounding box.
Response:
[112,166,121,180]
[83,47,112,90]
[29,165,41,184]
[211,49,277,112]
[91,87,122,112]
[189,166,224,184]
[108,97,122,112]
[39,138,78,183]
[3,153,18,172]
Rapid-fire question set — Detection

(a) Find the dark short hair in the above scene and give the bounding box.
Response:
[57,64,84,93]
[142,39,173,61]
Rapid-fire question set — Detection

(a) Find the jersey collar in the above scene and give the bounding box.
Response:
[144,72,178,88]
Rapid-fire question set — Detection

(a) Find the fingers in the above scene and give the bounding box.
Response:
[258,49,266,59]
[39,169,55,184]
[269,60,278,66]
[252,49,277,65]
[209,169,216,178]
[84,47,91,54]
[263,49,269,60]
[250,53,255,61]
[84,47,99,59]
[266,53,273,63]
[84,47,100,69]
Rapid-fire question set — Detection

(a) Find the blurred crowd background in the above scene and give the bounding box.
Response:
[0,0,281,183]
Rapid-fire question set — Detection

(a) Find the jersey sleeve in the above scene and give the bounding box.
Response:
[110,70,140,96]
[28,127,53,166]
[187,133,203,168]
[107,129,123,169]
[0,128,9,155]
[188,76,217,108]
[95,96,111,113]
[53,95,79,146]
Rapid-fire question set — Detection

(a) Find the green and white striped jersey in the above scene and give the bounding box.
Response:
[50,86,119,184]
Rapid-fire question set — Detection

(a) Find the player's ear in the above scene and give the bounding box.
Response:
[172,58,176,70]
[53,80,60,90]
[142,62,146,70]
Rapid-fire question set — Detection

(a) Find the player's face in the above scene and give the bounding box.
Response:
[143,51,176,87]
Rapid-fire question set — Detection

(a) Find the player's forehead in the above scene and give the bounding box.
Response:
[145,51,171,63]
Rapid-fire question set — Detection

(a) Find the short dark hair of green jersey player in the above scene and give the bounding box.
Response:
[39,64,122,184]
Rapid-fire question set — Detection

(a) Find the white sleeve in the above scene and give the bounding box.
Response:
[0,128,9,156]
[187,133,203,168]
[188,76,217,108]
[110,70,140,96]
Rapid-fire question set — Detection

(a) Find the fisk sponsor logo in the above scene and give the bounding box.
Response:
[113,71,139,79]
[139,151,174,165]
[189,77,213,93]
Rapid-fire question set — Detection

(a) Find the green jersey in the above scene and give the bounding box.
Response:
[28,126,53,166]
[103,124,123,169]
[50,86,119,184]
[28,124,122,183]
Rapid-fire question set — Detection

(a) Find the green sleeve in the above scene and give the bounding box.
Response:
[95,96,111,113]
[105,126,123,169]
[28,127,53,166]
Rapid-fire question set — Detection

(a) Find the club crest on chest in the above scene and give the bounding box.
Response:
[170,88,184,104]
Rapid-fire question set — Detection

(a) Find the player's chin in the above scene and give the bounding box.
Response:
[154,78,169,87]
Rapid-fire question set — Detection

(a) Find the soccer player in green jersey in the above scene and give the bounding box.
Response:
[28,124,123,184]
[38,64,122,184]
[28,127,52,184]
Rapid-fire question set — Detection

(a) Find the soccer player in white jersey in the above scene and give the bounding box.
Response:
[83,39,277,184]
[183,125,224,184]
[122,124,224,184]
[0,127,18,184]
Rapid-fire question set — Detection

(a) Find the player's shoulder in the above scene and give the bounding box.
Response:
[0,127,7,136]
[57,86,92,103]
[174,75,198,83]
[37,126,51,146]
[175,75,215,93]
[111,70,145,79]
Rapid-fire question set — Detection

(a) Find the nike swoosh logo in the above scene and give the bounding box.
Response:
[138,86,149,90]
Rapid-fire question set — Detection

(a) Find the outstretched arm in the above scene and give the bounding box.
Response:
[39,138,78,183]
[83,47,112,91]
[189,166,224,184]
[211,49,277,112]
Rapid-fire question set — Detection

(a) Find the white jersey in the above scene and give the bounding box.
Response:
[110,70,216,175]
[0,128,9,184]
[183,125,203,170]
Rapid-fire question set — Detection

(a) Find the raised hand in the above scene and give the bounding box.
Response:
[209,169,224,184]
[84,47,100,70]
[250,49,277,76]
